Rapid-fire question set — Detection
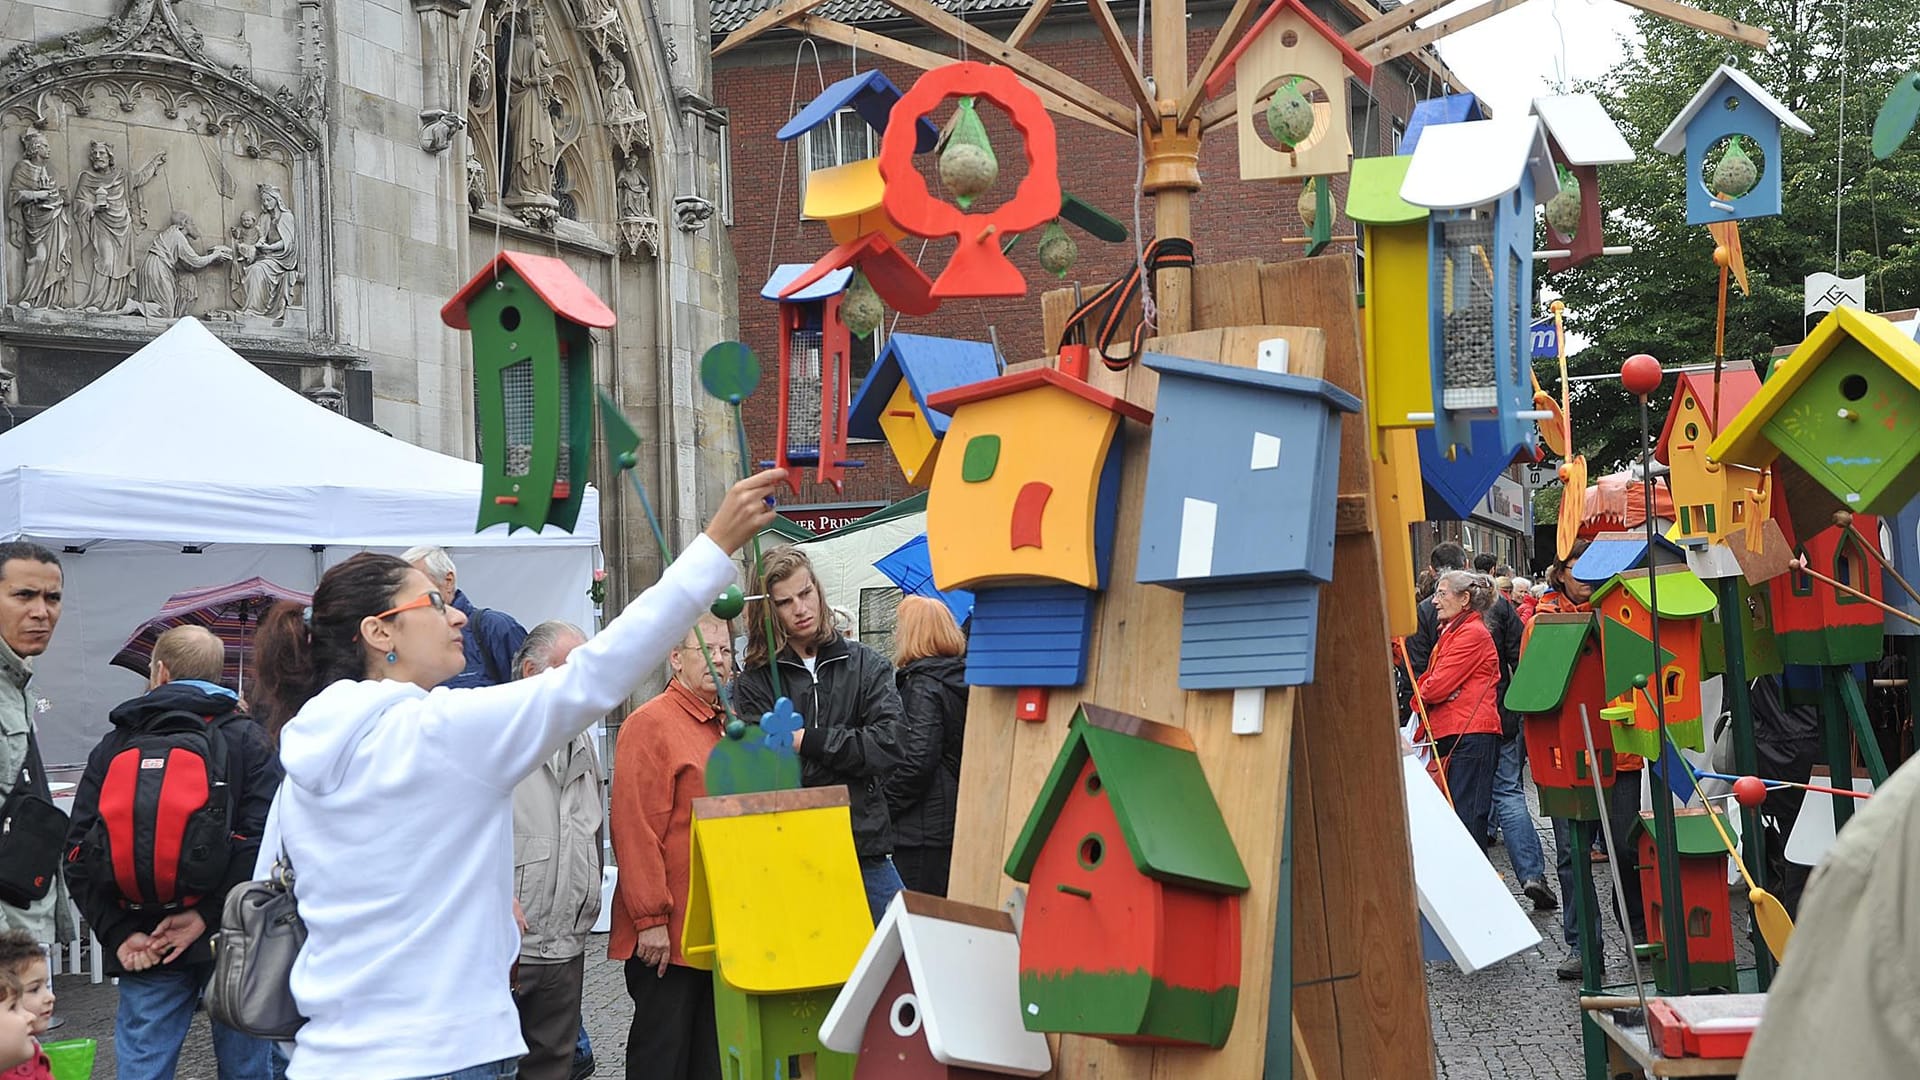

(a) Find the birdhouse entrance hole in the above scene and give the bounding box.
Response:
[1253,75,1331,157]
[1077,833,1105,870]
[1700,134,1766,204]
[889,993,923,1037]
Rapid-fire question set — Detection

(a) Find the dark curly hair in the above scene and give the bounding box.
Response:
[252,553,415,738]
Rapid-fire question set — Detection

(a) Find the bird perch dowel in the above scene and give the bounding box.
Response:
[1789,556,1920,628]
[1282,234,1359,245]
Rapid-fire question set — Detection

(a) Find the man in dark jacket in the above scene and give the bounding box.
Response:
[64,625,281,1080]
[732,548,905,922]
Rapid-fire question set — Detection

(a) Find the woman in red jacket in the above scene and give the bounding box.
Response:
[1416,570,1504,846]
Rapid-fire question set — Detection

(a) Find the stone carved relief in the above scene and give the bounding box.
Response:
[615,149,656,257]
[136,210,231,318]
[502,4,563,228]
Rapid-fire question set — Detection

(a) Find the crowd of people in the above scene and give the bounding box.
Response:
[0,466,981,1080]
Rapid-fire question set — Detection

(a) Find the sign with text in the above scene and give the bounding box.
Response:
[1471,473,1529,531]
[1530,318,1560,361]
[782,503,888,534]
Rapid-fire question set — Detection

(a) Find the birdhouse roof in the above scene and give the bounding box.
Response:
[926,367,1154,425]
[1592,566,1718,618]
[1530,93,1636,165]
[1653,64,1813,156]
[819,893,1050,1075]
[1571,531,1688,585]
[441,251,617,330]
[847,334,1002,441]
[1503,613,1596,714]
[1144,353,1363,413]
[1400,93,1486,155]
[1005,704,1250,894]
[1654,365,1760,465]
[1633,807,1732,857]
[1400,116,1560,210]
[760,263,852,302]
[1707,306,1920,467]
[1204,0,1373,96]
[1345,154,1427,226]
[777,69,940,153]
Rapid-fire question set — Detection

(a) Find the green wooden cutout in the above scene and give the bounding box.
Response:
[962,434,1002,481]
[597,387,641,471]
[1600,617,1676,702]
[703,728,803,796]
[1505,615,1595,714]
[1872,71,1920,160]
[1345,156,1427,226]
[1061,192,1128,242]
[699,341,761,404]
[1303,177,1334,257]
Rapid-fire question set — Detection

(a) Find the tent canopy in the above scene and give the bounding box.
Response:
[0,317,597,548]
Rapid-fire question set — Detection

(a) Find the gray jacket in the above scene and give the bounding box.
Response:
[0,636,70,943]
[511,731,604,961]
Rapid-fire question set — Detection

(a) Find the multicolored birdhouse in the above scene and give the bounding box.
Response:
[1656,366,1765,546]
[1417,418,1525,519]
[925,368,1149,688]
[1593,567,1717,758]
[819,892,1052,1078]
[846,333,1001,487]
[1347,155,1432,447]
[1134,352,1360,688]
[1707,306,1920,515]
[1399,92,1484,155]
[1882,496,1920,635]
[442,251,614,534]
[778,70,939,245]
[761,264,857,494]
[1571,530,1688,587]
[1654,65,1813,226]
[682,786,871,1080]
[1203,0,1373,180]
[1506,613,1616,819]
[1003,705,1249,1048]
[1768,512,1886,665]
[1634,808,1739,992]
[1530,93,1636,272]
[1701,576,1784,678]
[1400,116,1559,456]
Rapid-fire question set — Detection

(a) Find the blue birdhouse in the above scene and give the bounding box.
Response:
[846,333,1001,486]
[1416,418,1525,520]
[1401,117,1558,459]
[1571,530,1689,586]
[1399,92,1484,156]
[776,69,940,153]
[1883,496,1920,636]
[1135,352,1360,689]
[1654,65,1812,226]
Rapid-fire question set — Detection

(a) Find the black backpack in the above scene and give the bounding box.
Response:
[82,710,236,912]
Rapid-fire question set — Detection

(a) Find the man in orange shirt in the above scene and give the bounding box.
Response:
[609,614,732,1080]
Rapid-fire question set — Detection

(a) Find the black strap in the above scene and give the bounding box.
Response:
[1056,237,1196,371]
[9,726,48,803]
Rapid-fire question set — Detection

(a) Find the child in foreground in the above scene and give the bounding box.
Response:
[0,932,54,1079]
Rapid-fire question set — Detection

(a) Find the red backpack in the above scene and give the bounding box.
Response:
[81,710,236,912]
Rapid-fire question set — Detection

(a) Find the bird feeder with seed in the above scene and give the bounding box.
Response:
[443,251,613,533]
[1400,116,1559,457]
[761,263,858,495]
[1654,65,1812,226]
[1203,0,1373,181]
[1530,93,1636,272]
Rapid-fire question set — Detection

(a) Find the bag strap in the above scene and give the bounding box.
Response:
[16,725,49,802]
[260,784,295,890]
[1055,237,1196,371]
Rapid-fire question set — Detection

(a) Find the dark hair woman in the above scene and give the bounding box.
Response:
[1416,569,1503,847]
[248,471,783,1080]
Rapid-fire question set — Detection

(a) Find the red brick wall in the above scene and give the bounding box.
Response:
[717,12,1418,513]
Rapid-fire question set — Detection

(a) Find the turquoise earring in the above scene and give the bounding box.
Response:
[386,651,398,664]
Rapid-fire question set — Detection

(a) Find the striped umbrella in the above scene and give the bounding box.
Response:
[110,577,312,695]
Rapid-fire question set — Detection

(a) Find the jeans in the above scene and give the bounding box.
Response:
[859,855,905,924]
[1436,733,1499,850]
[117,967,274,1080]
[1492,734,1547,881]
[575,1024,592,1064]
[401,1060,518,1080]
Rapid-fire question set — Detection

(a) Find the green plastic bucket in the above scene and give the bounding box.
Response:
[40,1037,95,1080]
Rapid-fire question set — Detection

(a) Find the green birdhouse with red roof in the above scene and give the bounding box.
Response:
[443,252,615,533]
[1003,704,1248,1048]
[1505,612,1615,819]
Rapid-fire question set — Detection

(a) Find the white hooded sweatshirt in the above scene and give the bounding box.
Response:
[262,537,734,1080]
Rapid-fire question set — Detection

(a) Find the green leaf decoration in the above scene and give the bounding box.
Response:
[938,97,998,210]
[1266,78,1315,149]
[699,341,761,404]
[1545,166,1583,237]
[1038,219,1077,278]
[1872,71,1920,160]
[596,387,641,472]
[841,269,883,339]
[1710,135,1759,199]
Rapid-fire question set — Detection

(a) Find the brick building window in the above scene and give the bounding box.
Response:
[800,107,877,209]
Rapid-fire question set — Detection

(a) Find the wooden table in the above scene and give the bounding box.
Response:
[1585,1007,1744,1078]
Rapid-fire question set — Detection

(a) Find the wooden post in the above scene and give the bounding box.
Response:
[1713,575,1772,988]
[1818,669,1855,832]
[1835,668,1891,785]
[1572,819,1610,1080]
[1148,0,1196,335]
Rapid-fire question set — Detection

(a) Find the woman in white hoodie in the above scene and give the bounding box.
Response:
[248,470,783,1080]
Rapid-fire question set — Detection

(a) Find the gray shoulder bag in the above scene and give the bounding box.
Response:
[206,791,308,1040]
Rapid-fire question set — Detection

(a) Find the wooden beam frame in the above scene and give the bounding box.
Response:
[712,0,836,57]
[1610,0,1769,48]
[1004,0,1058,50]
[1198,95,1237,134]
[1363,0,1528,63]
[1342,0,1455,48]
[1083,0,1158,117]
[1174,0,1265,128]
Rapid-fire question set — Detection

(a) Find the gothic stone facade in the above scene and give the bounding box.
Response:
[0,0,740,601]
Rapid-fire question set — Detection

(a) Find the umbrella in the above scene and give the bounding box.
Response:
[111,577,312,695]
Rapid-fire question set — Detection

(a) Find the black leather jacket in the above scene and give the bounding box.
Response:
[883,656,967,849]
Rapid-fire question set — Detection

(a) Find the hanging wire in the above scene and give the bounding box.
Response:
[1868,167,1885,310]
[1132,0,1154,333]
[764,35,826,280]
[1834,0,1851,274]
[492,2,518,279]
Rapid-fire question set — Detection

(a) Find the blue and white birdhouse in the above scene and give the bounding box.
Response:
[1399,92,1484,156]
[1401,116,1558,460]
[1416,418,1525,520]
[1135,352,1360,690]
[1883,496,1920,636]
[1654,65,1812,226]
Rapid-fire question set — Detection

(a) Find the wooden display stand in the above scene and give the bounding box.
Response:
[948,255,1432,1079]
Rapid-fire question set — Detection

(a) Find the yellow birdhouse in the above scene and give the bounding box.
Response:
[1656,365,1765,546]
[1347,155,1433,454]
[1206,0,1376,181]
[1374,427,1425,638]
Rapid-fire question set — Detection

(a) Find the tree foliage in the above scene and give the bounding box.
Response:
[1538,0,1920,475]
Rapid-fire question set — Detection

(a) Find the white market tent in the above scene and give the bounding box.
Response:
[0,317,601,764]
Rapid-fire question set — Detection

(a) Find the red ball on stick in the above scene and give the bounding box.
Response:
[1621,353,1664,397]
[1733,775,1768,809]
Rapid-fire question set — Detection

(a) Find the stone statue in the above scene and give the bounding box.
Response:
[600,60,641,121]
[72,141,166,313]
[235,183,299,317]
[503,6,561,216]
[465,155,487,211]
[615,154,651,221]
[7,130,71,309]
[136,211,230,318]
[419,108,465,155]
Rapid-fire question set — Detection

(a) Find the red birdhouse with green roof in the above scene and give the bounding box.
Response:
[1505,613,1615,819]
[443,252,614,534]
[1003,704,1248,1048]
[1635,808,1738,992]
[1769,512,1886,665]
[1593,568,1717,759]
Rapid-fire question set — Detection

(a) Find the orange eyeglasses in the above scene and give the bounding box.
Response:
[369,591,448,621]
